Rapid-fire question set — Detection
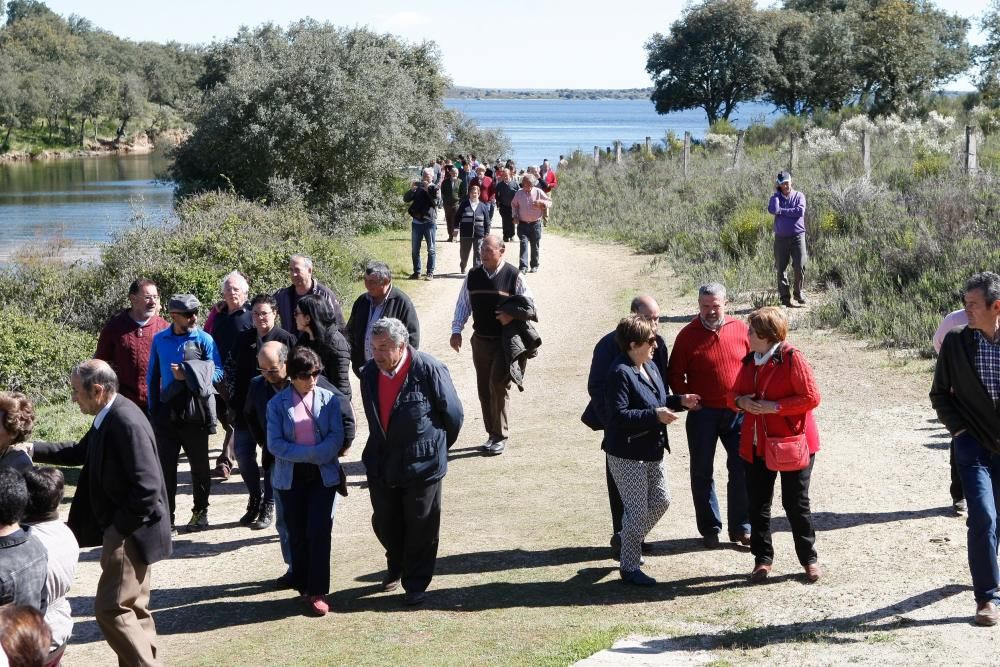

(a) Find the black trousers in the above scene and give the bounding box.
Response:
[498,205,514,240]
[153,408,211,523]
[367,475,442,594]
[606,457,624,534]
[278,465,336,596]
[745,453,817,566]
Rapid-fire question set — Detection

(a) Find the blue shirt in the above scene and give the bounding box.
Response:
[146,326,223,410]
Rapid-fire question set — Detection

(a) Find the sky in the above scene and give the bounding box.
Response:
[39,0,996,90]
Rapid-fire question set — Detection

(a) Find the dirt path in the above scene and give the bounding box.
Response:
[61,229,983,666]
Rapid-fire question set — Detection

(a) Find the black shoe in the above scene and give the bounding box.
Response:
[186,509,209,532]
[274,572,293,589]
[610,534,621,561]
[382,571,402,592]
[239,495,262,526]
[780,298,794,308]
[409,272,421,280]
[728,532,751,547]
[702,532,720,548]
[404,590,427,606]
[794,294,806,305]
[250,500,274,530]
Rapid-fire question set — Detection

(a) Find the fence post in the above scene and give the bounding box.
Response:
[861,129,871,178]
[645,136,651,155]
[732,130,745,170]
[593,145,600,166]
[683,131,691,179]
[614,141,622,164]
[789,133,799,172]
[966,126,978,175]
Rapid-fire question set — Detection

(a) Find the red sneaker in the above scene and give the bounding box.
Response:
[307,595,329,616]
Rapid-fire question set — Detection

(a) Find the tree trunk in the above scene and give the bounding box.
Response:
[2,125,12,150]
[116,117,129,143]
[79,117,86,147]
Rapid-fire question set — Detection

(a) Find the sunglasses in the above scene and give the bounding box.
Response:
[294,371,321,380]
[171,311,198,319]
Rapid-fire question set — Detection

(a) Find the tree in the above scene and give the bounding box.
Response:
[977,0,1000,100]
[114,72,146,141]
[645,0,774,125]
[170,20,473,231]
[763,9,815,115]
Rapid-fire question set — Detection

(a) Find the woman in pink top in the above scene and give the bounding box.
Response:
[266,347,345,616]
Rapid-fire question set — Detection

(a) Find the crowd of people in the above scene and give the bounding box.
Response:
[2,155,1000,667]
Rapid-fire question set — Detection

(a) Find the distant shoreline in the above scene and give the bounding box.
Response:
[447,87,652,101]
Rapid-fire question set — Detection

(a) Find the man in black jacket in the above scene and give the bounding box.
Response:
[361,318,463,605]
[347,261,420,378]
[403,168,439,280]
[34,359,171,666]
[931,271,1000,627]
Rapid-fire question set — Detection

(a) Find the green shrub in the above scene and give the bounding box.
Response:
[720,205,771,259]
[0,306,96,403]
[913,151,951,179]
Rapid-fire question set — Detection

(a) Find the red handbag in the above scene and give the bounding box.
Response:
[756,350,810,472]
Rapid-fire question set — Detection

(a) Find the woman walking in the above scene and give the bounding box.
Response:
[267,347,345,615]
[456,184,492,274]
[294,294,352,398]
[728,306,821,584]
[603,314,699,585]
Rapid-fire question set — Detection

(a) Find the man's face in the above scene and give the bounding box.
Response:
[372,333,405,372]
[778,180,792,196]
[364,275,391,300]
[520,177,533,190]
[469,186,481,200]
[965,289,1000,332]
[500,169,510,182]
[70,374,102,415]
[699,294,725,327]
[257,351,287,385]
[223,279,248,311]
[422,171,432,184]
[480,240,504,271]
[637,303,661,328]
[252,302,276,335]
[290,259,312,289]
[169,310,197,334]
[128,284,160,319]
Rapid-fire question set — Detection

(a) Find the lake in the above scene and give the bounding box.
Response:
[0,99,780,251]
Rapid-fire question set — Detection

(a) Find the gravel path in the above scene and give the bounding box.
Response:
[59,229,984,665]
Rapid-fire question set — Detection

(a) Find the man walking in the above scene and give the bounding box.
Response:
[931,271,1000,626]
[667,283,751,547]
[147,294,222,532]
[511,173,551,274]
[274,254,346,334]
[585,296,670,559]
[493,168,519,242]
[768,171,807,307]
[35,360,171,666]
[94,278,169,407]
[403,167,439,281]
[451,236,534,455]
[346,261,420,378]
[441,165,462,242]
[361,318,463,605]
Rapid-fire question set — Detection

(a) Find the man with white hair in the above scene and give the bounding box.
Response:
[511,173,551,274]
[403,167,439,281]
[360,317,463,605]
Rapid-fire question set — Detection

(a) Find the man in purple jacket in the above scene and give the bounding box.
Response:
[768,171,807,307]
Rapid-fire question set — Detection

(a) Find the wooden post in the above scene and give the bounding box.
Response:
[732,130,745,170]
[966,126,978,175]
[645,136,651,155]
[683,131,691,179]
[593,145,600,166]
[861,129,871,178]
[789,133,799,171]
[614,141,622,164]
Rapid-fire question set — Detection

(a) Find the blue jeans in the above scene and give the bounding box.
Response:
[685,407,750,537]
[954,432,1000,603]
[234,429,272,503]
[517,221,542,270]
[411,219,436,275]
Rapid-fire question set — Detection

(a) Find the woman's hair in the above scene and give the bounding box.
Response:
[22,467,64,520]
[747,306,788,345]
[0,392,35,445]
[0,605,51,667]
[468,184,480,196]
[287,346,323,379]
[295,294,337,342]
[614,314,657,354]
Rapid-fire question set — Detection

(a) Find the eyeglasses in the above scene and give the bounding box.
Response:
[257,367,283,375]
[294,371,321,380]
[253,311,274,318]
[171,311,198,319]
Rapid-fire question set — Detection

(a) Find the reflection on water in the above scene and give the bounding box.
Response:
[0,152,175,253]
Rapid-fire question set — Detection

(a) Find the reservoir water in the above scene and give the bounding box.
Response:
[0,99,779,250]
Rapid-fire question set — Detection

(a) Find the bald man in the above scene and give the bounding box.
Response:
[585,296,669,559]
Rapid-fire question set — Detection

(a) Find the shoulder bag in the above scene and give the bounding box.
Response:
[756,349,810,472]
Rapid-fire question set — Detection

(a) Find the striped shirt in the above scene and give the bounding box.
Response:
[451,262,532,334]
[975,330,1000,402]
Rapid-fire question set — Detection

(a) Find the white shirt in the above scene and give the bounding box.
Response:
[93,394,117,430]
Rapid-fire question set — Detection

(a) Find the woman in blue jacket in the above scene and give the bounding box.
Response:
[603,314,699,586]
[267,346,345,615]
[455,184,492,274]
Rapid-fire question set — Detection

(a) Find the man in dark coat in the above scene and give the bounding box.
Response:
[34,359,171,667]
[347,261,420,377]
[361,317,463,606]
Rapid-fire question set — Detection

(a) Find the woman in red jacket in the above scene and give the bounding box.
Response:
[727,307,821,584]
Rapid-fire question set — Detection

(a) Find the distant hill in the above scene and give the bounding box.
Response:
[447,87,652,101]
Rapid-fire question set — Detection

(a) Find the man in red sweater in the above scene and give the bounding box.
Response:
[94,278,169,407]
[667,283,751,548]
